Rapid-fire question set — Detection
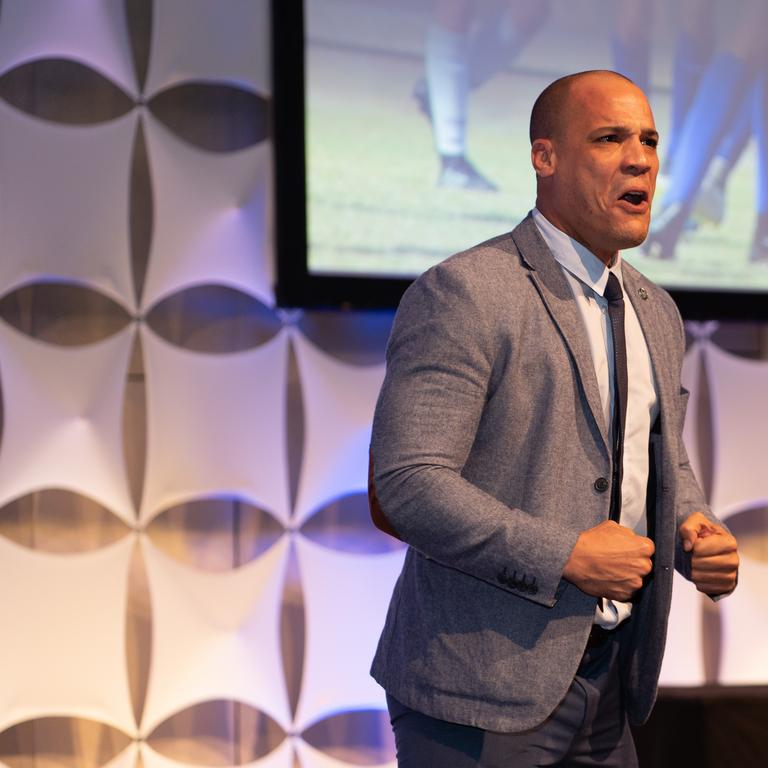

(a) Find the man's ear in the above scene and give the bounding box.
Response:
[531,138,555,177]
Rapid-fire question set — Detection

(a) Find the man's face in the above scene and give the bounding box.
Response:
[533,74,659,264]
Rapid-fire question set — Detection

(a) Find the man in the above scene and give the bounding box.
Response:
[368,70,739,766]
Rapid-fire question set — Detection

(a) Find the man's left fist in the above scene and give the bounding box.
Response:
[679,512,739,596]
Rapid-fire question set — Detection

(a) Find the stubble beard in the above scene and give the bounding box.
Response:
[612,217,651,251]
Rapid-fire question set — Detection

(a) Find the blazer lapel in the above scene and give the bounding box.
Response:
[511,216,610,456]
[621,264,678,415]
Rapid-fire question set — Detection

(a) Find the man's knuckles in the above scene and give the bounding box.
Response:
[639,537,655,556]
[611,576,643,600]
[692,551,740,572]
[692,564,738,581]
[639,557,653,576]
[693,535,737,556]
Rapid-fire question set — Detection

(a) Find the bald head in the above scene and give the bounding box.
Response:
[528,70,659,265]
[529,70,635,144]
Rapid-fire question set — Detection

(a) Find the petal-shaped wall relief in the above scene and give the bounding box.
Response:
[0,321,136,526]
[144,0,270,98]
[138,326,289,526]
[705,342,768,516]
[145,286,281,354]
[141,115,273,310]
[0,102,137,312]
[0,0,138,97]
[297,312,393,366]
[680,342,704,491]
[146,699,285,764]
[147,498,285,571]
[0,283,132,346]
[293,536,405,731]
[292,332,385,526]
[719,554,768,684]
[139,535,291,735]
[657,572,705,686]
[300,493,407,555]
[0,59,135,124]
[302,710,394,765]
[294,739,396,768]
[148,83,269,152]
[0,535,136,734]
[140,738,293,768]
[0,716,133,768]
[0,490,130,553]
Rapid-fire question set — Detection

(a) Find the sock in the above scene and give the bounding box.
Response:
[611,34,650,95]
[662,53,753,209]
[425,23,469,157]
[665,30,713,168]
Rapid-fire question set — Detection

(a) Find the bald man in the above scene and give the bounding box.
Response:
[369,71,738,767]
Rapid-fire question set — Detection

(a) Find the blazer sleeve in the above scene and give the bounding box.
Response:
[370,259,581,609]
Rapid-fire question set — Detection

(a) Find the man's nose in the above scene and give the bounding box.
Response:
[623,139,653,174]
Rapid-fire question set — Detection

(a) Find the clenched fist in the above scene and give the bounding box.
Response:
[679,512,739,596]
[563,520,655,601]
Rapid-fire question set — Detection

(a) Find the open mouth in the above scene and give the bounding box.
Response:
[619,191,648,206]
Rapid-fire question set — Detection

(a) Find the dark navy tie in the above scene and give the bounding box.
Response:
[604,272,627,523]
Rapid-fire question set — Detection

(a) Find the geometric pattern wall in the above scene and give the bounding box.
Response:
[0,1,399,766]
[0,3,766,768]
[658,326,768,687]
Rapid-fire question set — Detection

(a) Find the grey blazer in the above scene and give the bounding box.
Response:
[369,214,714,732]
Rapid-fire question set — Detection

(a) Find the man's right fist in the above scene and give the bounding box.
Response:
[563,520,655,601]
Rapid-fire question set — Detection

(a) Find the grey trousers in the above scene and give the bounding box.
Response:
[386,629,638,768]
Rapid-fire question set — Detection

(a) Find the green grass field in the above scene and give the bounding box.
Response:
[306,29,768,292]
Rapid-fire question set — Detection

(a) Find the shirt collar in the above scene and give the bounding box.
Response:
[531,207,622,297]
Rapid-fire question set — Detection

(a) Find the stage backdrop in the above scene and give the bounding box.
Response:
[0,2,766,768]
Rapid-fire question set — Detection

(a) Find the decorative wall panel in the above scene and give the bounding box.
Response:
[144,0,270,97]
[0,102,138,311]
[293,332,386,526]
[139,325,289,526]
[140,534,290,735]
[0,0,137,96]
[104,742,140,768]
[718,542,768,684]
[0,534,136,734]
[294,536,405,730]
[140,739,293,768]
[294,739,396,768]
[141,115,273,310]
[0,321,136,525]
[706,342,768,516]
[657,572,705,686]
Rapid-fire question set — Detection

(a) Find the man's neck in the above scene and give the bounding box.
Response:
[533,201,617,267]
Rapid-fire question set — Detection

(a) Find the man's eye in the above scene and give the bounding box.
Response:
[597,135,618,143]
[642,137,659,148]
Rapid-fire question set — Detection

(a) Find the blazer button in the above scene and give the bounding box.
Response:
[594,477,609,493]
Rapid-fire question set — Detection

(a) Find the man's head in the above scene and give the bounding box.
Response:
[530,70,659,265]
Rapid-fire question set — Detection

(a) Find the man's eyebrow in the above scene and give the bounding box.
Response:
[589,126,659,139]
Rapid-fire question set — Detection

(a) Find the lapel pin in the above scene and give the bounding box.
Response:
[638,287,648,300]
